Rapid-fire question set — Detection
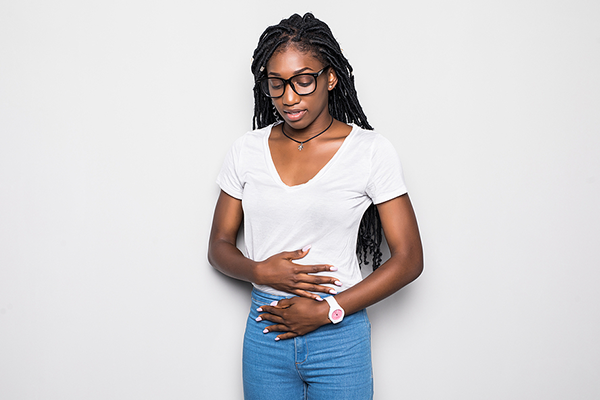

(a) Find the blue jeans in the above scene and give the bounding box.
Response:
[243,288,373,400]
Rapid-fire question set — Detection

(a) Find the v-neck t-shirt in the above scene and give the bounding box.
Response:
[216,123,408,296]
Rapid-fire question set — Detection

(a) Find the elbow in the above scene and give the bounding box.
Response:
[390,247,423,284]
[412,257,424,281]
[207,252,216,269]
[409,246,424,281]
[207,240,219,270]
[408,239,424,282]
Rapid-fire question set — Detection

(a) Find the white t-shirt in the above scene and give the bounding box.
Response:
[216,123,407,296]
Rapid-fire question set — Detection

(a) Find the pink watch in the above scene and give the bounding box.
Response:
[324,296,345,324]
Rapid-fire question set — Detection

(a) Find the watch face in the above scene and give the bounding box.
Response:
[332,309,343,320]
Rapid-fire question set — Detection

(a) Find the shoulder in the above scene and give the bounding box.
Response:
[348,125,397,155]
[246,124,273,139]
[236,123,272,143]
[228,124,273,154]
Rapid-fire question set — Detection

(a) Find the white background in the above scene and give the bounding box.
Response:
[1,1,599,399]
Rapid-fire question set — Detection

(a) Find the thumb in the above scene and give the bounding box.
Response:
[290,244,311,260]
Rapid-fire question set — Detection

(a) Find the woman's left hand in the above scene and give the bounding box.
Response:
[257,297,331,341]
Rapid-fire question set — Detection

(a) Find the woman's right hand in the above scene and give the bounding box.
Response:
[253,246,341,300]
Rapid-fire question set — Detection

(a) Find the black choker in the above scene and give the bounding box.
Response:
[281,117,334,151]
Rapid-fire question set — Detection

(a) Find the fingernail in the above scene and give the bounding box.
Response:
[302,244,311,252]
[329,266,338,271]
[255,317,262,322]
[275,337,280,341]
[329,289,337,295]
[263,328,269,334]
[315,296,323,301]
[334,280,342,286]
[270,301,278,306]
[256,307,263,312]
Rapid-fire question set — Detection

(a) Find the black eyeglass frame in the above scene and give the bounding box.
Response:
[257,66,331,98]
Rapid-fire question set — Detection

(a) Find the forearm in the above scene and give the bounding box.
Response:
[334,250,423,316]
[208,238,259,283]
[208,190,261,284]
[257,251,422,341]
[334,195,423,316]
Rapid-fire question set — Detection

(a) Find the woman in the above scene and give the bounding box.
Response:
[208,13,423,400]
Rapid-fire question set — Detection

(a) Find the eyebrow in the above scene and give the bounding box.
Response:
[268,67,314,77]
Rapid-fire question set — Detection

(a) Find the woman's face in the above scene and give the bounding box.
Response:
[266,46,336,131]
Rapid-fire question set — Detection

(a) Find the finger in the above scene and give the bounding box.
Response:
[300,273,342,286]
[290,289,324,301]
[257,305,286,316]
[294,283,341,295]
[296,264,338,274]
[260,298,294,311]
[275,332,298,341]
[257,313,285,324]
[262,324,288,334]
[304,274,337,283]
[275,298,292,307]
[286,245,311,261]
[256,300,279,312]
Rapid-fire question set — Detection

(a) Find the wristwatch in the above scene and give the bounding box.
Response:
[324,296,345,324]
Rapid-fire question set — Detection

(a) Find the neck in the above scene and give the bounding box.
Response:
[282,115,334,141]
[280,117,334,151]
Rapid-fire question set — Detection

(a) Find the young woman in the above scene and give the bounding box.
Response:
[208,13,423,400]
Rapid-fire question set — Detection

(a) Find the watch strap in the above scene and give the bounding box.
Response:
[324,296,345,324]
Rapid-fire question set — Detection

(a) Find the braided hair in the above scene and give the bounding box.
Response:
[250,13,383,270]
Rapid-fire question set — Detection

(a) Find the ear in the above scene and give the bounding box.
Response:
[327,67,338,91]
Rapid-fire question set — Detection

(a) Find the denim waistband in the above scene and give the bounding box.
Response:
[251,288,294,304]
[251,288,338,308]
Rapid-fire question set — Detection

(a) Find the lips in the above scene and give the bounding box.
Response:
[284,109,306,122]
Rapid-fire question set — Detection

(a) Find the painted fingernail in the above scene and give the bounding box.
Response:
[263,328,269,334]
[329,266,338,271]
[275,337,280,341]
[329,289,337,295]
[255,317,262,322]
[302,244,311,252]
[315,296,323,301]
[256,307,263,312]
[334,280,342,286]
[270,301,278,306]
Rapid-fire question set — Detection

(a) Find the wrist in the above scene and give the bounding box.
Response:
[324,296,345,324]
[317,300,332,325]
[250,260,264,285]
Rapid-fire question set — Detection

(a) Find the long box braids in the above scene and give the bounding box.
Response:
[250,13,383,270]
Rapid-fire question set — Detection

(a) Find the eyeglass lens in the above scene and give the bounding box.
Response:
[261,74,316,98]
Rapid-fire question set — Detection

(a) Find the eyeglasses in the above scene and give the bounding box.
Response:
[257,66,330,98]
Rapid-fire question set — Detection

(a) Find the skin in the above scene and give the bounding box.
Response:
[208,45,423,341]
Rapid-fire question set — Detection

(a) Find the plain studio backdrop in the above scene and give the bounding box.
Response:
[1,1,599,399]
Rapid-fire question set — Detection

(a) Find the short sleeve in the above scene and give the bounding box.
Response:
[365,134,408,204]
[216,136,245,200]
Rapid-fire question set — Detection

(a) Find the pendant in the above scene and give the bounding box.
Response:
[298,143,304,151]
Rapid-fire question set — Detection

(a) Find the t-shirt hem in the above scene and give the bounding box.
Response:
[216,180,243,200]
[371,187,408,205]
[252,279,360,297]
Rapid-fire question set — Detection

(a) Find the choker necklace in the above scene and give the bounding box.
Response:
[281,117,334,151]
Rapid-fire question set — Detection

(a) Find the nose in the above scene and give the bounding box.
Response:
[282,82,301,106]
